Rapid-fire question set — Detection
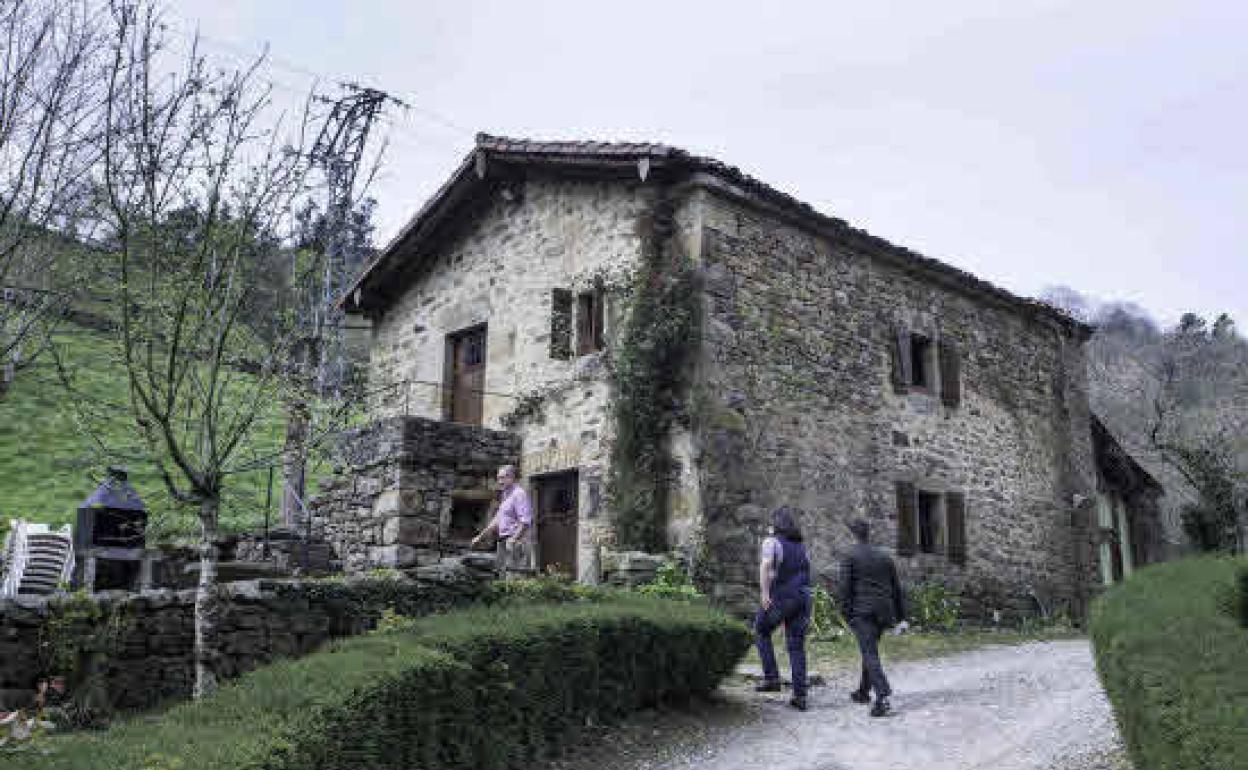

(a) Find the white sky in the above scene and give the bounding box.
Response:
[171,0,1247,328]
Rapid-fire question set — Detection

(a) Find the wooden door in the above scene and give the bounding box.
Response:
[535,472,578,578]
[446,326,486,425]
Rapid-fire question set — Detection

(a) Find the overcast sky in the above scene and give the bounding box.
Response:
[172,0,1246,328]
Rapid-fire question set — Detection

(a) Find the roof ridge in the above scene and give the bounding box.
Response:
[346,133,1088,334]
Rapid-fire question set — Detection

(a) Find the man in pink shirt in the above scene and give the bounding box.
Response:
[471,465,535,574]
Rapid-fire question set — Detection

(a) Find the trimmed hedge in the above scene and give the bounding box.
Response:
[23,596,749,770]
[1090,557,1248,770]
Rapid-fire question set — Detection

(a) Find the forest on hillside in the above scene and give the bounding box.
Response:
[1043,287,1247,552]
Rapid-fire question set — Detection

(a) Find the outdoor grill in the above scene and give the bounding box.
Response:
[74,467,151,591]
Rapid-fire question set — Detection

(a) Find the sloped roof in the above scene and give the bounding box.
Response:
[78,467,145,512]
[1091,413,1164,494]
[344,133,1088,335]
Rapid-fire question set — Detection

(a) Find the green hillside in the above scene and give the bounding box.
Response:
[0,322,287,540]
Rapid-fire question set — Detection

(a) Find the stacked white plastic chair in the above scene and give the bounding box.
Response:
[0,520,74,599]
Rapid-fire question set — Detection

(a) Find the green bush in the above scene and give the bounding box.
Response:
[25,597,750,770]
[1090,557,1248,770]
[908,581,960,632]
[809,584,849,640]
[485,572,607,605]
[635,559,703,601]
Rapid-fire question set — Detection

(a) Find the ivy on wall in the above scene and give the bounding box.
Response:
[607,190,701,552]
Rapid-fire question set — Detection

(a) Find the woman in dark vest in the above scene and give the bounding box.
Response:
[754,505,812,710]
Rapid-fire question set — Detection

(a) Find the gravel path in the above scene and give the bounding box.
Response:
[669,639,1126,770]
[549,639,1129,770]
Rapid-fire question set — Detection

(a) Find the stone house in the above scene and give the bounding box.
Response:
[321,133,1167,618]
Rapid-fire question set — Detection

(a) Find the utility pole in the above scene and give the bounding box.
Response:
[282,83,405,528]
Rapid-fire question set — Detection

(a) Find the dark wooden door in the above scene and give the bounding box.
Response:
[446,326,486,425]
[535,471,578,578]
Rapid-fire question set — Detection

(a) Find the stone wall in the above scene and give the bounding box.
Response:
[689,187,1099,618]
[0,563,493,713]
[309,416,520,573]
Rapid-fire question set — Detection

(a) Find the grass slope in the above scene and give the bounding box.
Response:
[0,323,285,539]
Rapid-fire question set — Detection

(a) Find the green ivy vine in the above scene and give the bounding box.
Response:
[606,190,701,552]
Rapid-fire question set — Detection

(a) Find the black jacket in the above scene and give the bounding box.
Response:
[837,543,907,627]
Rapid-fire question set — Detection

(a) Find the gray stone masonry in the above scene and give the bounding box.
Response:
[691,189,1098,619]
[0,561,493,713]
[308,416,520,573]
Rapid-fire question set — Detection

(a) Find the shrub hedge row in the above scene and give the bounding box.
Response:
[23,596,750,770]
[1089,557,1248,770]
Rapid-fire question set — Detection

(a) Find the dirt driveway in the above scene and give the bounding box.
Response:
[549,639,1130,770]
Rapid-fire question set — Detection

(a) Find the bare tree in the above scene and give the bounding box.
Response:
[1147,315,1248,552]
[0,0,102,393]
[93,1,311,697]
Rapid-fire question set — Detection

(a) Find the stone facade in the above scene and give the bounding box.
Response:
[308,416,520,573]
[342,135,1147,620]
[0,567,492,712]
[690,188,1098,617]
[358,177,662,580]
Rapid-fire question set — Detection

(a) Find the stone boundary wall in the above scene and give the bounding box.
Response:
[0,558,494,713]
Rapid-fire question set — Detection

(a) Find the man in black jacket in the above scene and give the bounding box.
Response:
[838,518,907,717]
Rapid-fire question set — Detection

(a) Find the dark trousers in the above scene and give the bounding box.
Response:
[850,616,892,698]
[755,591,811,696]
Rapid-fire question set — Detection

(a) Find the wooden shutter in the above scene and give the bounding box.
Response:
[939,340,962,409]
[550,289,572,359]
[576,292,594,356]
[891,328,912,394]
[441,336,455,420]
[896,481,917,556]
[946,490,967,565]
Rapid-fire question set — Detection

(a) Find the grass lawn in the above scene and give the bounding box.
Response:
[0,322,292,539]
[743,624,1083,674]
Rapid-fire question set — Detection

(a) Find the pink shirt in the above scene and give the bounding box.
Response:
[495,485,533,537]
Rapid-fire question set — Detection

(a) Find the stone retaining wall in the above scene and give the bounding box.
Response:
[309,416,520,573]
[0,558,493,713]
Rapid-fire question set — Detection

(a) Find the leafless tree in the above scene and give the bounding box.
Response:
[0,0,102,393]
[1147,315,1248,552]
[93,0,312,697]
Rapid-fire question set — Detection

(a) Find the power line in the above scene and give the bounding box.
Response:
[160,10,473,141]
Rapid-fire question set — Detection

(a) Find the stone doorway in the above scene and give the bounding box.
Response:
[534,470,578,578]
[445,325,486,425]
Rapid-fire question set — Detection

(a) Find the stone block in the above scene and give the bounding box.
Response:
[381,515,440,546]
[367,544,428,568]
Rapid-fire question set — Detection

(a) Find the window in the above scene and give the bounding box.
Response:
[910,334,932,389]
[576,289,605,355]
[896,482,967,564]
[917,491,941,553]
[890,328,962,408]
[449,498,491,542]
[464,335,485,366]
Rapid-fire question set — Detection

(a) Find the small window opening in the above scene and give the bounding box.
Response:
[577,289,605,355]
[449,498,491,543]
[918,491,941,554]
[910,334,932,389]
[464,335,485,366]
